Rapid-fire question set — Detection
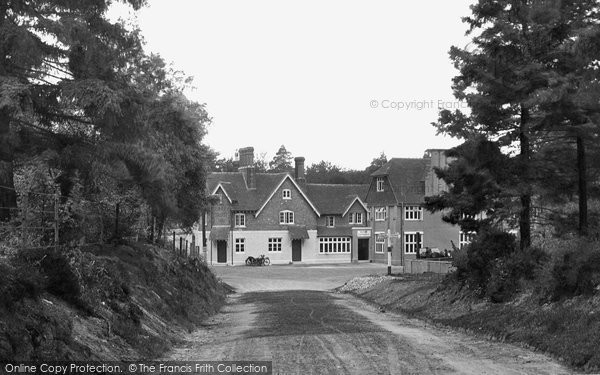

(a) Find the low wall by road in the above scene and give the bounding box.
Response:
[406,260,453,274]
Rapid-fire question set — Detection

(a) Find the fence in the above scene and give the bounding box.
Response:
[164,231,204,260]
[405,259,454,274]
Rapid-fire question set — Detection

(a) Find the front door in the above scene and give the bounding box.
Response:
[292,239,302,262]
[217,240,227,263]
[358,239,369,261]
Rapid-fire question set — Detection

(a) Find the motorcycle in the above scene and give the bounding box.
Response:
[245,254,271,266]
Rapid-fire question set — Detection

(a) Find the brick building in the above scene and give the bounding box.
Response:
[200,147,466,266]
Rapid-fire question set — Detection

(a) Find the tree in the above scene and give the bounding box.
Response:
[365,152,388,176]
[306,161,348,184]
[0,0,146,220]
[431,0,600,249]
[0,1,213,238]
[528,3,600,235]
[268,145,293,172]
[254,152,269,173]
[425,138,519,232]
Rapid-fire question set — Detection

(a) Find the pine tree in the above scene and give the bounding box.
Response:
[432,0,600,248]
[0,0,146,220]
[268,145,293,172]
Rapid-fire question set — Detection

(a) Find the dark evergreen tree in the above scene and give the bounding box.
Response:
[268,145,293,172]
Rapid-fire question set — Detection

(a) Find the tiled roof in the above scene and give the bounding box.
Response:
[372,158,429,203]
[316,226,352,237]
[207,172,288,211]
[207,172,368,215]
[305,184,368,215]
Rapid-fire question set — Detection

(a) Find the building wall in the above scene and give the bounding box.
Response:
[211,188,232,226]
[207,229,353,265]
[423,210,459,252]
[248,178,318,231]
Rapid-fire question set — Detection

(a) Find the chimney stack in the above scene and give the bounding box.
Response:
[294,157,306,184]
[238,147,254,168]
[238,147,256,189]
[424,149,449,196]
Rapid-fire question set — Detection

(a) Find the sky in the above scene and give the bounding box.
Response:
[110,0,476,170]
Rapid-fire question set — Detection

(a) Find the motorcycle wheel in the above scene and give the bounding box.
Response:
[263,257,270,266]
[245,257,252,266]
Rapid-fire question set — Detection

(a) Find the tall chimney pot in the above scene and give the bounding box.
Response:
[294,157,306,184]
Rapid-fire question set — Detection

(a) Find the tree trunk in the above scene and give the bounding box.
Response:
[577,135,588,236]
[519,105,531,250]
[0,110,16,221]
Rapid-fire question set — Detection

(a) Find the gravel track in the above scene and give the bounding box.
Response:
[167,266,573,374]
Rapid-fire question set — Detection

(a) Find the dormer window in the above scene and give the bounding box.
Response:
[282,189,291,199]
[376,177,384,192]
[326,216,335,227]
[279,210,294,224]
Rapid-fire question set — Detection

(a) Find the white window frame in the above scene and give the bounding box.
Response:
[279,210,294,224]
[405,231,424,254]
[405,206,423,221]
[376,177,384,192]
[235,238,245,253]
[349,213,354,225]
[374,207,387,221]
[459,231,475,249]
[282,189,291,199]
[268,237,282,252]
[326,216,335,227]
[375,232,386,253]
[234,213,246,227]
[319,237,351,253]
[354,212,363,224]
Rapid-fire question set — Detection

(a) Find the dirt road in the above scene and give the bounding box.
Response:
[167,265,573,374]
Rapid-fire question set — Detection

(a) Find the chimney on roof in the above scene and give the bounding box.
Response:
[238,147,256,189]
[424,149,449,196]
[294,157,306,185]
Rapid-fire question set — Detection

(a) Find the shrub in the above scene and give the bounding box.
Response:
[463,229,518,287]
[486,247,548,302]
[537,238,600,301]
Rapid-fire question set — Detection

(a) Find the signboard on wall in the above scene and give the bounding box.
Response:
[356,229,372,238]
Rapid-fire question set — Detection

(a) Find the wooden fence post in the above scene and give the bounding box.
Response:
[172,231,176,252]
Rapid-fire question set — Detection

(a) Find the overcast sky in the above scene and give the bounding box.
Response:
[110,0,476,170]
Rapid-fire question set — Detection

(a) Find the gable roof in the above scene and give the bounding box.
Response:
[304,184,369,215]
[206,172,287,211]
[371,158,430,203]
[206,172,320,216]
[211,183,233,203]
[255,175,320,217]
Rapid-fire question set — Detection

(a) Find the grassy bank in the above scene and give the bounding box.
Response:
[341,274,600,373]
[0,242,226,360]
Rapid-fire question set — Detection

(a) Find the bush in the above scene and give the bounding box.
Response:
[537,238,600,301]
[486,247,548,302]
[459,229,518,287]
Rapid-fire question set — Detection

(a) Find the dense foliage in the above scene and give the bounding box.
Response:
[0,0,212,240]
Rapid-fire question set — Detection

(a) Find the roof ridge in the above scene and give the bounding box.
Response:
[307,183,368,187]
